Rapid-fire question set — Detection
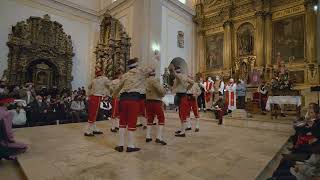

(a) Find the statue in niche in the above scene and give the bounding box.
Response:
[237,23,254,56]
[177,31,184,48]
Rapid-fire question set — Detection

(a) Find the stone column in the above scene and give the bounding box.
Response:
[264,12,272,66]
[305,0,317,63]
[255,11,265,67]
[223,20,232,70]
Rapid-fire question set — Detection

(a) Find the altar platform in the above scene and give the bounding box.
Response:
[8,116,291,180]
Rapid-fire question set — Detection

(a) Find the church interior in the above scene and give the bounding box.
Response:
[0,0,320,179]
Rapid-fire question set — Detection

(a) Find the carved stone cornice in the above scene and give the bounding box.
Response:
[255,11,266,17]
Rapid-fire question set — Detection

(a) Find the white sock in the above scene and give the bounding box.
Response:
[128,131,135,148]
[186,118,192,128]
[157,125,164,140]
[195,118,200,129]
[116,119,119,128]
[119,128,125,146]
[111,118,116,129]
[92,122,101,132]
[85,123,93,134]
[141,117,146,126]
[146,125,152,139]
[180,122,186,134]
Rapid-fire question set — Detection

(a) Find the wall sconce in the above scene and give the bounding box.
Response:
[314,5,318,12]
[152,43,160,55]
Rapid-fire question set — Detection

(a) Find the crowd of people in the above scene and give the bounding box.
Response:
[268,103,320,180]
[0,82,113,127]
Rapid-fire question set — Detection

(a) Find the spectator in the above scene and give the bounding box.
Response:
[70,96,86,122]
[81,86,86,96]
[10,102,27,126]
[258,81,268,115]
[29,95,49,125]
[99,96,112,120]
[236,79,246,109]
[212,95,225,125]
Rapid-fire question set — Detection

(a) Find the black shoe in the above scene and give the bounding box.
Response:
[175,133,186,137]
[195,128,199,132]
[146,138,152,143]
[185,127,192,131]
[114,146,124,152]
[281,113,286,117]
[110,128,118,133]
[155,138,167,145]
[136,124,143,127]
[84,132,94,136]
[175,130,181,134]
[115,127,119,130]
[143,126,147,130]
[93,131,103,135]
[152,122,157,125]
[126,147,141,152]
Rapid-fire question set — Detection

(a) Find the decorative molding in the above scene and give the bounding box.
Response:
[162,0,196,17]
[272,5,305,20]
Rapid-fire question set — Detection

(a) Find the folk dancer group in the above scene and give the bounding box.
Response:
[83,56,207,152]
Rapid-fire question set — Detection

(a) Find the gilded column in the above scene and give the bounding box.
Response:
[305,0,317,63]
[265,12,272,66]
[255,11,265,67]
[198,30,205,72]
[223,20,232,70]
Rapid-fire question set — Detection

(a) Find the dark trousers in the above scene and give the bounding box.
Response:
[197,94,206,109]
[238,96,245,109]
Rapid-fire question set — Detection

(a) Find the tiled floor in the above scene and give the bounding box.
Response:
[13,117,290,180]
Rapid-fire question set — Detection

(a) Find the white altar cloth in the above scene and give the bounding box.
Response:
[266,96,301,111]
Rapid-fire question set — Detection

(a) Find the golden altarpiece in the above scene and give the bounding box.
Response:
[5,14,74,89]
[194,0,318,87]
[94,13,131,79]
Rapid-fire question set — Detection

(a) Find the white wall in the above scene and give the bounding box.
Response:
[160,3,196,76]
[0,0,99,89]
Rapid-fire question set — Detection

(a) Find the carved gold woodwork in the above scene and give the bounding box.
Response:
[195,0,319,85]
[95,12,131,79]
[5,14,74,89]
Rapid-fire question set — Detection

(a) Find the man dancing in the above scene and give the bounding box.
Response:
[84,69,111,136]
[114,57,158,152]
[186,75,202,132]
[204,77,214,110]
[171,66,194,137]
[145,70,167,145]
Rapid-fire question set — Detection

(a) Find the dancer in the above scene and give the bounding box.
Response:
[145,70,167,145]
[84,69,111,136]
[213,75,224,103]
[114,57,158,152]
[110,75,121,133]
[186,75,202,132]
[170,66,194,137]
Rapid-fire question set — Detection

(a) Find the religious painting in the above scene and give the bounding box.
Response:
[272,15,305,63]
[206,33,223,70]
[237,23,254,57]
[177,31,184,48]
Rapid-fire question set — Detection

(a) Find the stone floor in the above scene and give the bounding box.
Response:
[12,117,290,180]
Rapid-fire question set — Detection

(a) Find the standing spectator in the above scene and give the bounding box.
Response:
[236,79,246,109]
[197,77,206,111]
[258,81,268,115]
[19,83,35,105]
[70,96,86,122]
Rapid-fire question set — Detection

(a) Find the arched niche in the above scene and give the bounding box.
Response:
[169,57,188,74]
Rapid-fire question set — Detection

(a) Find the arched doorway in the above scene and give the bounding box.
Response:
[26,59,59,90]
[170,57,188,74]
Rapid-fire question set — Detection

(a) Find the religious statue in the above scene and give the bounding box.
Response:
[162,68,170,88]
[271,53,293,90]
[250,69,261,86]
[177,31,184,48]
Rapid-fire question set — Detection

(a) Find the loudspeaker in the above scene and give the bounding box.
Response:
[311,86,320,92]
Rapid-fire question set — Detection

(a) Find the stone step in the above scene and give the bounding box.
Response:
[223,115,294,133]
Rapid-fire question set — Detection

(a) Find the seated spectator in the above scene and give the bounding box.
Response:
[29,95,49,125]
[70,96,86,122]
[10,102,27,126]
[290,153,320,180]
[99,96,112,120]
[0,97,27,160]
